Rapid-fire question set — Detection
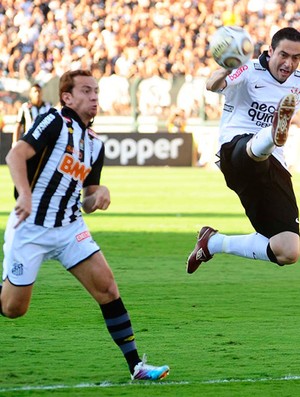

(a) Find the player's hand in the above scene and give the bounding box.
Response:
[92,185,111,211]
[82,185,111,213]
[14,193,32,228]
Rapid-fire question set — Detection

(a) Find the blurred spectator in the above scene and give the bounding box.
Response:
[167,106,187,133]
[0,102,5,132]
[98,72,131,115]
[138,74,172,116]
[176,75,207,118]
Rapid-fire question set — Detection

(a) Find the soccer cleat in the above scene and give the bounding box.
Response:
[272,94,296,147]
[186,226,218,274]
[131,354,170,381]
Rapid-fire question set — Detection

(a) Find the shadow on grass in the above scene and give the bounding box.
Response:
[83,212,244,218]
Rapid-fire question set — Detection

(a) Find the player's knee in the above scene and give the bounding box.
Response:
[95,281,119,304]
[103,282,119,300]
[1,302,28,318]
[277,248,299,266]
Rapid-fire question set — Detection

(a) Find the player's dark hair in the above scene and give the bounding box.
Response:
[59,70,93,106]
[31,83,42,90]
[271,27,300,49]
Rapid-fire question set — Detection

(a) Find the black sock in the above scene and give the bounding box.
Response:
[100,297,140,373]
[267,243,282,266]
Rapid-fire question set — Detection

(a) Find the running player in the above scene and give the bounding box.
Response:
[187,27,300,273]
[1,70,169,381]
[13,83,52,146]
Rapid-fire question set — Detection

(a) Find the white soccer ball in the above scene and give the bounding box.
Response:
[209,26,254,69]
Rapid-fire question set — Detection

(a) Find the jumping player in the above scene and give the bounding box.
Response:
[1,69,169,381]
[187,27,300,273]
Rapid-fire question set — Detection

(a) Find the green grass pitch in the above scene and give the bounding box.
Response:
[1,165,300,397]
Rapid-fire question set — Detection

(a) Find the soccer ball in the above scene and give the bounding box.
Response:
[209,26,254,69]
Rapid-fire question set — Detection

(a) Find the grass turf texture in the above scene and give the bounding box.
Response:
[1,165,300,397]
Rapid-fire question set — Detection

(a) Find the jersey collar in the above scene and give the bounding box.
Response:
[259,50,284,84]
[259,51,269,70]
[62,106,90,130]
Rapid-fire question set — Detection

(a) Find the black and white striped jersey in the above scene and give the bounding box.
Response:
[16,101,52,133]
[20,106,105,228]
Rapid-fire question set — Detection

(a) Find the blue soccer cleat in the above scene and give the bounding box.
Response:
[131,354,170,380]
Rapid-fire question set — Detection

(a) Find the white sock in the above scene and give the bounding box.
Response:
[250,126,275,158]
[208,232,270,261]
[208,233,225,254]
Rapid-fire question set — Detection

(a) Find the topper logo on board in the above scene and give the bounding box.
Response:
[100,136,185,165]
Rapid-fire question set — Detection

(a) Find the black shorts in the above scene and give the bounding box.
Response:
[219,134,299,238]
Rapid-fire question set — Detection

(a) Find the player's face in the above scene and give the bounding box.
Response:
[30,87,43,106]
[64,76,99,124]
[268,39,300,82]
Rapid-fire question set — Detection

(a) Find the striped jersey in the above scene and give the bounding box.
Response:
[16,101,52,133]
[218,52,300,165]
[20,106,105,228]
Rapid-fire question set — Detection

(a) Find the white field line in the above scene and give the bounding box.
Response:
[1,375,300,393]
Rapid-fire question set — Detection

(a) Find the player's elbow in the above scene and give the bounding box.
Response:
[5,148,14,166]
[206,81,214,92]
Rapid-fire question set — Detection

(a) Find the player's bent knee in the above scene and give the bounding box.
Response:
[277,249,299,266]
[94,282,119,305]
[2,309,27,319]
[101,283,119,301]
[1,303,28,318]
[282,257,298,266]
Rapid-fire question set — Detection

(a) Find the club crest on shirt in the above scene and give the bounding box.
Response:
[12,263,23,276]
[291,87,300,105]
[66,145,83,159]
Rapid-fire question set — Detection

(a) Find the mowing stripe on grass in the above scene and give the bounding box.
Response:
[1,375,300,392]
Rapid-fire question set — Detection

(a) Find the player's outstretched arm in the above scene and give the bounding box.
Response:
[82,185,111,213]
[206,68,232,92]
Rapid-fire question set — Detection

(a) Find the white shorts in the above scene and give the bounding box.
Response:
[2,212,100,286]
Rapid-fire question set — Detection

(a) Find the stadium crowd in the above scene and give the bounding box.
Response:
[0,0,299,119]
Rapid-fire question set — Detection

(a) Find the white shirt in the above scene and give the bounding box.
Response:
[217,55,300,166]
